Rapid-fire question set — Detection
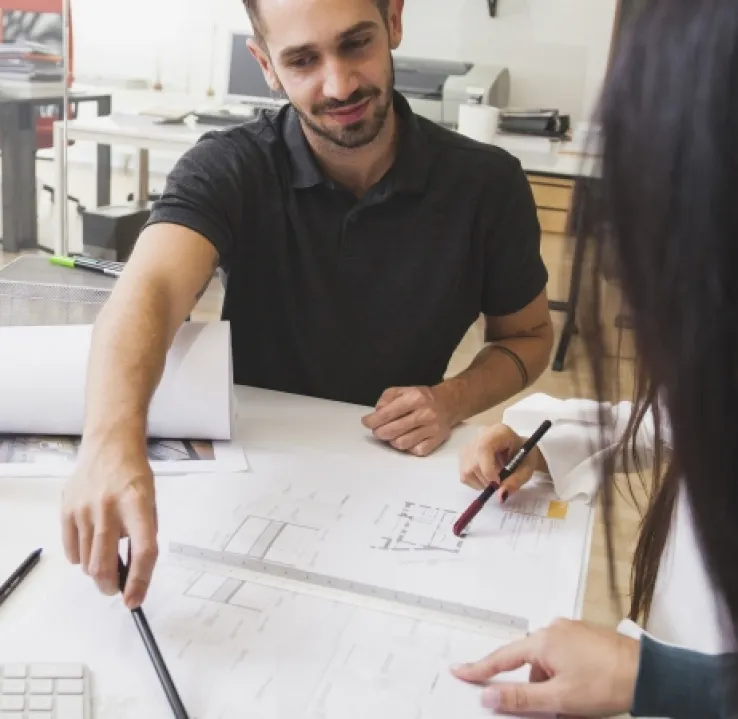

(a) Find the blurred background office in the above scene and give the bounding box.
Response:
[0,0,624,255]
[0,0,641,387]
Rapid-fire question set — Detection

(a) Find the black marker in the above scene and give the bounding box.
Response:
[453,420,553,537]
[0,548,42,608]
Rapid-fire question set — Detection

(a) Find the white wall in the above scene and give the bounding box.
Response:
[399,0,617,123]
[70,0,251,97]
[63,0,617,174]
[70,0,616,120]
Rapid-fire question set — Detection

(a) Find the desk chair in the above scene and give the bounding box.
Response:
[0,2,85,213]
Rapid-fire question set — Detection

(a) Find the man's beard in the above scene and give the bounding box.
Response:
[292,58,395,150]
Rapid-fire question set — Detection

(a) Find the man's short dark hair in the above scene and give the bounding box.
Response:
[242,0,391,45]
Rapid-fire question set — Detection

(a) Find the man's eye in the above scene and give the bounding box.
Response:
[344,37,371,52]
[291,55,316,68]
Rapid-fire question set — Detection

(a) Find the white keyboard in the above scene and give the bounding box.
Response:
[0,664,90,719]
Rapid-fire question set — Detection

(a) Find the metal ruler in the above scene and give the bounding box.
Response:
[168,542,529,639]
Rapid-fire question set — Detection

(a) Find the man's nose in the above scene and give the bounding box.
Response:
[321,58,360,101]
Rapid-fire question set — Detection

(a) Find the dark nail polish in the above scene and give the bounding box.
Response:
[500,489,509,503]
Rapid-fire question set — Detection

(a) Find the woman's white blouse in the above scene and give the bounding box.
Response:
[501,393,732,655]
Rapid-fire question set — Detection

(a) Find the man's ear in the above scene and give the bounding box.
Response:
[388,0,404,50]
[246,37,283,93]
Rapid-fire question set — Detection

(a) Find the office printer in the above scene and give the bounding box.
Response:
[393,56,510,126]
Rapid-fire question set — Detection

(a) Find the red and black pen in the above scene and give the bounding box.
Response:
[452,419,552,537]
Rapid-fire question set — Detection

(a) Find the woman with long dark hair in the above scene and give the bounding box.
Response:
[450,1,738,716]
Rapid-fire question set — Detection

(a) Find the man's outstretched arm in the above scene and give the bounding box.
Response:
[61,224,219,608]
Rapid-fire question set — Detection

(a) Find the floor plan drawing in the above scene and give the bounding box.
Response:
[172,564,508,719]
[175,481,356,571]
[184,569,285,614]
[6,559,506,719]
[220,514,320,567]
[371,501,464,554]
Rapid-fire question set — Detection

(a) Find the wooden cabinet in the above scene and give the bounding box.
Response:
[526,173,574,235]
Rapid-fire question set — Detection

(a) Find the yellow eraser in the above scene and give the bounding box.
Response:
[547,500,569,520]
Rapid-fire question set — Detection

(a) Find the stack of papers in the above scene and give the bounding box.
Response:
[0,41,64,82]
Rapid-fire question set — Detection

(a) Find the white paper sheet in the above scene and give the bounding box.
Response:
[154,446,591,631]
[0,557,547,719]
[0,321,234,440]
[0,436,248,477]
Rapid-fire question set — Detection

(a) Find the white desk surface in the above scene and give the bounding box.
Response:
[0,385,594,716]
[57,112,218,151]
[0,384,595,617]
[58,112,596,180]
[0,385,478,575]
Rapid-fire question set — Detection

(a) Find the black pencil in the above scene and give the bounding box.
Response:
[117,552,190,719]
[0,548,42,608]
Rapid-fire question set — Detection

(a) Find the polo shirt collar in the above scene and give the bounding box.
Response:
[388,90,431,195]
[283,90,432,194]
[284,106,325,189]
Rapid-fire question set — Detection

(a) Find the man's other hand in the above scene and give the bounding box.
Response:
[361,386,453,456]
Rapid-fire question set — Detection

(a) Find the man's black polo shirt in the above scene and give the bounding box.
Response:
[145,92,548,407]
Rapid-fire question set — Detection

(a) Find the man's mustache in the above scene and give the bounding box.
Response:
[313,86,381,114]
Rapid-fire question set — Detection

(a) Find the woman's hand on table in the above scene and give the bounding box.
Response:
[452,618,640,716]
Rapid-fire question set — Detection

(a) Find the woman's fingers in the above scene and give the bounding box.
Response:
[451,635,537,684]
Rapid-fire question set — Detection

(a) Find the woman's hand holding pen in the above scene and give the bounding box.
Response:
[459,424,548,501]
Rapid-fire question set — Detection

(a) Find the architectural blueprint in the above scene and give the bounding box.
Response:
[0,559,536,719]
[0,454,581,719]
[370,501,464,554]
[153,452,591,634]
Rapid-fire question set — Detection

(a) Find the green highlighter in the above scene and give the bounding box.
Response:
[50,255,123,278]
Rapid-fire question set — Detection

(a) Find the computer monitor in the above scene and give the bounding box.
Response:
[224,32,285,107]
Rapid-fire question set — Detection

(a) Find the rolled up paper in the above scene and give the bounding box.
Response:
[0,321,233,440]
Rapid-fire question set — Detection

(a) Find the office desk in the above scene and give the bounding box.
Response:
[52,114,598,370]
[51,114,593,249]
[51,113,222,255]
[0,83,112,252]
[0,385,594,716]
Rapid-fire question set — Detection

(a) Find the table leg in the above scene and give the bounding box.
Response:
[0,103,38,252]
[550,182,590,372]
[552,318,577,372]
[96,96,112,208]
[52,120,66,256]
[137,148,150,203]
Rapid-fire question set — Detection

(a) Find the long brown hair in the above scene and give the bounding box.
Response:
[575,0,738,657]
[572,173,678,625]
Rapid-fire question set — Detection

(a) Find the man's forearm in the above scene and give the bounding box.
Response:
[82,280,181,448]
[434,329,553,426]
